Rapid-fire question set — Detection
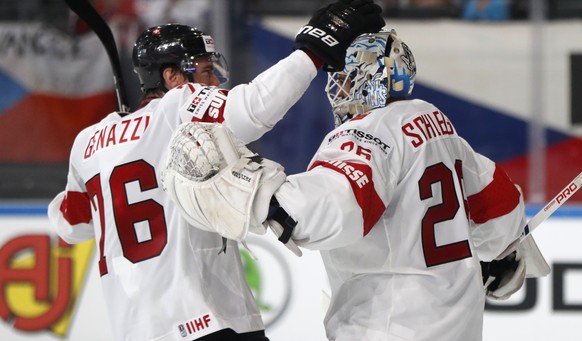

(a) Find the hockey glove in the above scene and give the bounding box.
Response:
[161,122,285,241]
[481,250,526,300]
[294,0,385,71]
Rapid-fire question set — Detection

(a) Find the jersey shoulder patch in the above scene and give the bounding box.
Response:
[183,85,229,123]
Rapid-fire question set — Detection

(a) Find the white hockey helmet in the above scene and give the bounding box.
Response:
[325,29,416,126]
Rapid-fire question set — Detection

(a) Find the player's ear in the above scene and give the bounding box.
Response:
[162,66,186,89]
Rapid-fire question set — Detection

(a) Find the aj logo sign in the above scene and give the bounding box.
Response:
[0,234,92,336]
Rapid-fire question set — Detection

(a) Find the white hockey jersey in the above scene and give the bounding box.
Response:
[275,99,526,341]
[48,50,317,341]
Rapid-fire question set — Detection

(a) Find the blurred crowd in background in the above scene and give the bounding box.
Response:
[0,0,580,199]
[1,0,581,31]
[0,0,580,54]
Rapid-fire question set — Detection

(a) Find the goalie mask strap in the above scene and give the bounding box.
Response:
[267,197,296,244]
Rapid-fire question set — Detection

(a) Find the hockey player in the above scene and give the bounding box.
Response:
[162,29,550,340]
[47,1,385,340]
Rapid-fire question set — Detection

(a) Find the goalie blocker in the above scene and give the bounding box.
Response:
[161,122,302,256]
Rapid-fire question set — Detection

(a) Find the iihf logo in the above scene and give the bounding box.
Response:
[178,324,187,337]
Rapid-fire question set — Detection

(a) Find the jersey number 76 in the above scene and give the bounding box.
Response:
[85,160,168,276]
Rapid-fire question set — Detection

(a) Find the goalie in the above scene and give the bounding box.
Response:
[162,30,550,341]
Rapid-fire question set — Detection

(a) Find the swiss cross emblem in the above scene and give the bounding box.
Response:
[193,97,202,105]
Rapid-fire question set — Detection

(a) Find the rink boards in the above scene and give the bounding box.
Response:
[0,204,580,340]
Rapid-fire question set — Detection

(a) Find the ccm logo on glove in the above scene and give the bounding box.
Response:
[297,26,339,47]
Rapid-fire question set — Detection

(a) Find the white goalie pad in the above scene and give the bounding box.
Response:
[161,122,285,241]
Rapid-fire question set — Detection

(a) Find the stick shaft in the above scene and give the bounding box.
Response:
[63,0,129,112]
[520,171,582,241]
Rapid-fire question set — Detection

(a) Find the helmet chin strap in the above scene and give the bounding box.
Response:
[185,72,195,83]
[348,102,372,115]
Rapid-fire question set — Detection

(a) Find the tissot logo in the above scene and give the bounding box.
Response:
[186,87,213,117]
[328,128,391,153]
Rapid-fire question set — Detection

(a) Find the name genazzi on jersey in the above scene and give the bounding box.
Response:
[83,115,151,159]
[402,110,456,148]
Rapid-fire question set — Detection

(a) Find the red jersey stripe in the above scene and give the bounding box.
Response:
[310,160,385,236]
[467,166,520,224]
[60,191,92,225]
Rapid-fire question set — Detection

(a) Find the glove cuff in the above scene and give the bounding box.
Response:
[300,49,325,69]
[267,197,297,244]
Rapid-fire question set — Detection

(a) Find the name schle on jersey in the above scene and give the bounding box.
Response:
[402,110,456,149]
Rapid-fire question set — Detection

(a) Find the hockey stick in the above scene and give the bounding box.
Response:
[63,0,130,112]
[520,170,582,242]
